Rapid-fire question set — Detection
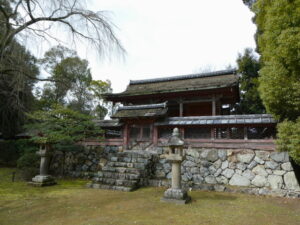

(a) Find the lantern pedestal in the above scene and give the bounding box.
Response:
[161,128,191,204]
[161,188,191,204]
[161,158,191,204]
[30,175,56,187]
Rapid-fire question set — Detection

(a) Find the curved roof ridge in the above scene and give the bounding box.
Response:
[129,69,237,85]
[167,114,274,120]
[154,114,276,126]
[118,102,167,111]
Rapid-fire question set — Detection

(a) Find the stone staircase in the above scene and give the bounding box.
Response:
[88,150,155,191]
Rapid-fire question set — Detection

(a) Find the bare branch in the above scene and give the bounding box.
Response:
[13,0,23,17]
[0,0,125,60]
[25,0,35,21]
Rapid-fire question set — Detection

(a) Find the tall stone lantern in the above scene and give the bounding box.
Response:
[161,128,191,204]
[30,144,56,186]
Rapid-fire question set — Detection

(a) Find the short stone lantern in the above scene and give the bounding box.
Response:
[161,128,191,204]
[30,144,56,186]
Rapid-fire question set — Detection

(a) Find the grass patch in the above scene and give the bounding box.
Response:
[0,167,300,225]
[0,168,86,201]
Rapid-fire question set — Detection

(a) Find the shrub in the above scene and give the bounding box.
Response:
[0,140,18,166]
[276,118,300,165]
[16,140,39,180]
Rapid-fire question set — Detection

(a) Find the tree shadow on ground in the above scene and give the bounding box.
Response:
[191,191,238,201]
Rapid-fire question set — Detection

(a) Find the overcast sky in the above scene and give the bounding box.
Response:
[48,0,257,93]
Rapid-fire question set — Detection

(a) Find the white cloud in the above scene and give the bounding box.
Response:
[40,0,257,93]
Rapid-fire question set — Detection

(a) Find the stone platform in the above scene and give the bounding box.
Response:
[88,151,155,191]
[161,188,191,204]
[29,175,57,187]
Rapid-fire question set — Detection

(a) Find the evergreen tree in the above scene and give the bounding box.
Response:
[0,40,39,138]
[253,0,300,163]
[38,45,112,118]
[235,48,265,114]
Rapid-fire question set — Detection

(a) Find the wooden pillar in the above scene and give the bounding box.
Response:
[179,98,183,117]
[123,123,129,150]
[212,95,216,116]
[244,127,248,140]
[180,127,185,139]
[140,125,143,140]
[211,95,216,140]
[216,99,221,115]
[227,127,230,139]
[153,125,158,146]
[211,127,215,140]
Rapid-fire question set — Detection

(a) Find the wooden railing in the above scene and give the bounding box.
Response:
[158,138,276,151]
[83,138,123,146]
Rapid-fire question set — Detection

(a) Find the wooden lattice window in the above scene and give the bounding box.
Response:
[184,127,211,139]
[158,128,173,139]
[247,127,276,139]
[129,125,152,140]
[229,127,244,139]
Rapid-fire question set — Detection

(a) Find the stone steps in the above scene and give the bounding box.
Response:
[97,171,140,179]
[105,162,148,170]
[89,183,137,192]
[94,177,139,186]
[89,150,155,191]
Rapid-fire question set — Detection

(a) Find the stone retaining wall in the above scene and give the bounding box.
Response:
[152,147,300,197]
[50,145,300,197]
[50,146,120,177]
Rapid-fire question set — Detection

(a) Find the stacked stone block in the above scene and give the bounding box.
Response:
[49,144,299,197]
[88,151,155,191]
[50,146,120,177]
[152,148,300,197]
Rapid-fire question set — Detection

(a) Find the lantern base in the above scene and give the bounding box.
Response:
[161,188,191,204]
[29,175,56,187]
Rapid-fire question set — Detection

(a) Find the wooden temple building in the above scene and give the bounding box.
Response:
[97,69,276,150]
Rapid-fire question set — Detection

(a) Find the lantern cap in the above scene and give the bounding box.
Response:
[168,128,184,147]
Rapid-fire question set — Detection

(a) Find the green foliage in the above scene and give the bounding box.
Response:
[56,57,93,113]
[0,141,19,166]
[253,0,300,121]
[252,0,300,164]
[38,46,92,108]
[0,139,39,173]
[17,151,39,169]
[0,1,39,138]
[0,40,39,138]
[25,104,103,145]
[89,80,112,119]
[276,119,300,164]
[16,139,39,169]
[38,45,112,118]
[235,48,265,114]
[39,45,77,74]
[242,0,256,8]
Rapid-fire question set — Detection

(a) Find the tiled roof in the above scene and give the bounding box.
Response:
[112,102,168,119]
[118,102,167,110]
[94,119,123,127]
[130,69,236,85]
[106,69,238,98]
[155,114,276,126]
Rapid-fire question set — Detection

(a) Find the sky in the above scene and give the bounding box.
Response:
[34,0,257,93]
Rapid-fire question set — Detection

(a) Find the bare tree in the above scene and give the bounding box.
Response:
[0,0,124,137]
[0,0,124,64]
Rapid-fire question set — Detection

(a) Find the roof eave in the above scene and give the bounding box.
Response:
[105,83,238,101]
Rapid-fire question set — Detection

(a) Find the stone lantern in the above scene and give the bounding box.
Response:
[30,144,56,186]
[161,128,191,204]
